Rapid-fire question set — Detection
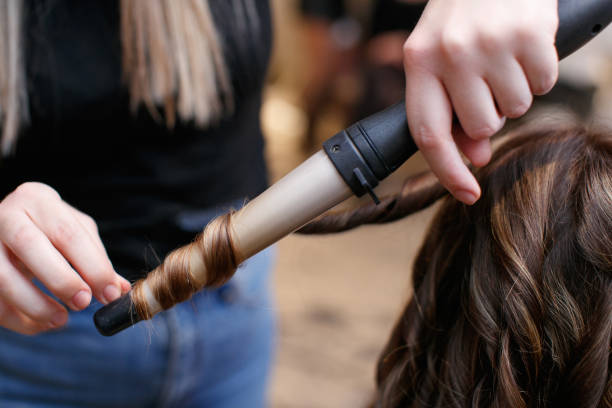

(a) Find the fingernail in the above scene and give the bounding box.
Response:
[72,290,92,310]
[121,278,132,293]
[455,190,478,205]
[103,284,121,304]
[50,311,67,328]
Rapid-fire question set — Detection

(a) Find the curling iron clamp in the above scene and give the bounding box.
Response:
[95,0,612,336]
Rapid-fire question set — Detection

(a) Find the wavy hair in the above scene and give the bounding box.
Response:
[303,124,612,407]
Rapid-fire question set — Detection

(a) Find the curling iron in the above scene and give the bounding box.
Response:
[95,0,612,336]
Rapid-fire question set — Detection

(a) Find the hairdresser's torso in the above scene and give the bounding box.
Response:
[0,0,272,280]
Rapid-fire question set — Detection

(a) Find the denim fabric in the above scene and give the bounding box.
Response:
[0,247,276,408]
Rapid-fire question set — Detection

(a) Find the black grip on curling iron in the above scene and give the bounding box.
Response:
[324,0,612,200]
[556,0,612,60]
[93,294,142,336]
[323,103,415,203]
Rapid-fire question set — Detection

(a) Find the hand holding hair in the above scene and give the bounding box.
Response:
[403,0,560,205]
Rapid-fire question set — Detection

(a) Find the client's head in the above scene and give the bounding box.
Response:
[303,123,611,407]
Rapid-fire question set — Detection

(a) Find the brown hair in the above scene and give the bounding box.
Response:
[131,212,240,321]
[112,122,610,405]
[303,124,612,407]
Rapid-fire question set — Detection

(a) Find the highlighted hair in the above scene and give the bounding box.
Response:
[305,124,612,407]
[114,116,609,407]
[0,0,235,154]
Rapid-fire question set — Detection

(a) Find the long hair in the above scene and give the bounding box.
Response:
[302,124,612,407]
[0,0,239,155]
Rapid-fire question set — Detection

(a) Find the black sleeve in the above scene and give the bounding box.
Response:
[371,0,426,36]
[299,0,346,21]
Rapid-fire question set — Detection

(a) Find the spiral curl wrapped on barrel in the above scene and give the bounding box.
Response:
[131,212,239,321]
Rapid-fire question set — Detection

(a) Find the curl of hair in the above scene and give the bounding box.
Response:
[306,124,612,407]
[298,171,447,234]
[131,212,240,320]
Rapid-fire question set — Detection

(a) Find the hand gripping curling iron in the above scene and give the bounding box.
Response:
[95,0,612,336]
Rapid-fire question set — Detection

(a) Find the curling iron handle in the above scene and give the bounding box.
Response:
[556,0,612,60]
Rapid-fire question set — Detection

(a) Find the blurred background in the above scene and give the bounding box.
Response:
[260,1,612,406]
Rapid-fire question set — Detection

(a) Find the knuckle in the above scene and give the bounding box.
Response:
[414,125,442,151]
[403,38,432,67]
[440,31,473,65]
[49,222,77,246]
[476,29,503,55]
[514,24,540,45]
[14,182,55,200]
[12,183,37,200]
[9,223,38,252]
[5,183,60,209]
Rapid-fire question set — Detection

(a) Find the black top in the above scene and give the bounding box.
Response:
[0,0,272,280]
[300,0,425,36]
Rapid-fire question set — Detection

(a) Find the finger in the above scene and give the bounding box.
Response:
[485,56,533,118]
[4,245,33,280]
[517,34,558,95]
[26,203,125,304]
[443,70,505,140]
[405,68,481,204]
[453,125,492,168]
[0,299,49,335]
[0,245,68,328]
[0,213,91,311]
[69,208,131,294]
[70,207,105,253]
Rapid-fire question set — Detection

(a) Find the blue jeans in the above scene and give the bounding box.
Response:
[0,247,276,408]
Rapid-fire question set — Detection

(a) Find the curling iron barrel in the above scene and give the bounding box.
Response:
[94,0,612,336]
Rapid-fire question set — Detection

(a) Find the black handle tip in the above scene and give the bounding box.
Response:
[93,293,142,336]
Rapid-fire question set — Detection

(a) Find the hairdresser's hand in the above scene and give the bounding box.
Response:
[403,0,558,204]
[0,182,131,335]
